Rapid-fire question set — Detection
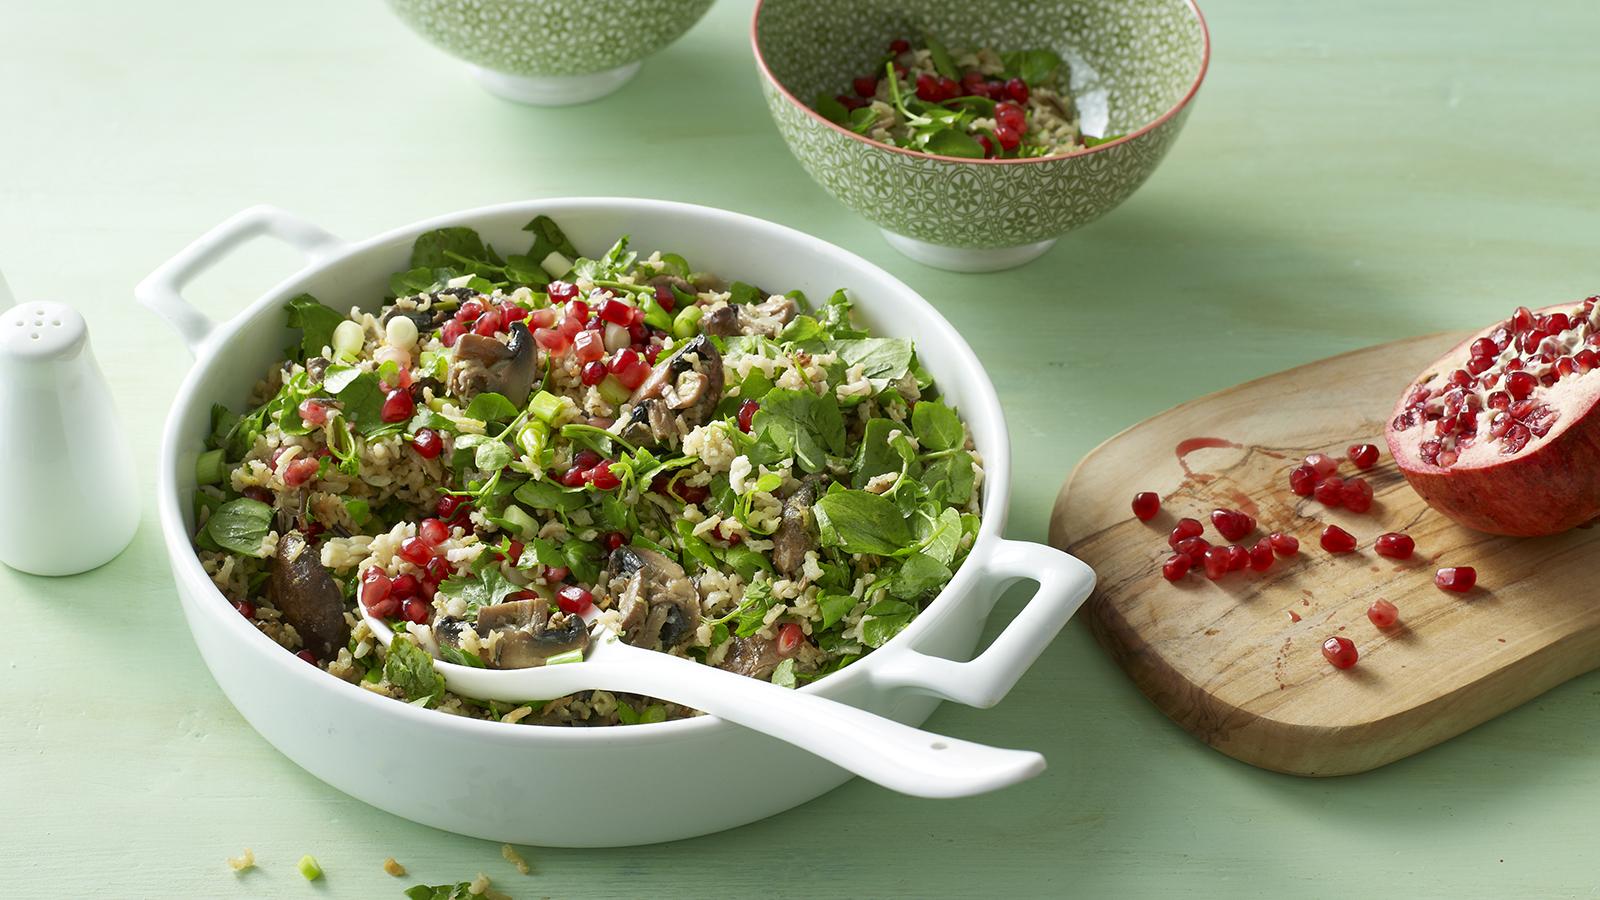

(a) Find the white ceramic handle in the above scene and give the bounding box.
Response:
[870,540,1097,708]
[134,205,345,355]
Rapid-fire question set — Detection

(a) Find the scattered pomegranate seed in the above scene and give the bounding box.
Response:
[1202,546,1230,580]
[1175,536,1211,565]
[1347,443,1380,469]
[543,565,570,583]
[440,320,465,347]
[768,622,803,657]
[572,449,602,472]
[994,102,1027,134]
[233,599,256,619]
[1314,475,1345,507]
[1321,636,1359,669]
[1004,77,1029,104]
[1305,453,1340,477]
[1374,532,1415,559]
[546,281,578,304]
[1249,539,1275,572]
[1340,477,1374,513]
[1367,599,1400,629]
[915,73,942,102]
[580,360,608,386]
[360,570,392,607]
[556,585,594,614]
[1320,524,1358,553]
[381,388,415,423]
[1268,532,1299,557]
[417,518,449,547]
[1211,508,1255,541]
[296,649,319,665]
[473,309,503,336]
[994,123,1021,151]
[398,536,435,567]
[1169,518,1204,549]
[435,494,468,521]
[852,75,878,97]
[501,302,528,324]
[424,556,453,584]
[603,530,628,552]
[1225,544,1250,572]
[1131,491,1161,521]
[587,461,620,491]
[888,38,910,54]
[1435,566,1477,592]
[402,598,431,625]
[977,135,996,158]
[411,427,443,459]
[390,573,420,600]
[456,299,485,323]
[737,399,760,433]
[1289,464,1318,496]
[1161,554,1191,581]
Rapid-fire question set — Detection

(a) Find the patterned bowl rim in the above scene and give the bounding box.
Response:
[750,0,1211,165]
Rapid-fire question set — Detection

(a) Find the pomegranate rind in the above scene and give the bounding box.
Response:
[1385,301,1600,537]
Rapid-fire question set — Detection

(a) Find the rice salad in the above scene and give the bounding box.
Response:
[192,215,984,726]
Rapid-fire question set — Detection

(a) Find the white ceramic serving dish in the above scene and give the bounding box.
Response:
[137,199,1096,847]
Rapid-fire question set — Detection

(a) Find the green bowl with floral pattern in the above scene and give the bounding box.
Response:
[387,0,716,106]
[752,0,1209,272]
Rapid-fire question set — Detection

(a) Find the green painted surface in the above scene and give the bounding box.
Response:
[2,1,1597,896]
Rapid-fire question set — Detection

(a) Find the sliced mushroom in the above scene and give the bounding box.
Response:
[616,334,724,446]
[269,528,350,662]
[605,546,700,651]
[700,296,799,338]
[304,356,331,386]
[437,598,589,669]
[448,321,535,407]
[379,305,447,335]
[717,635,785,681]
[772,475,827,579]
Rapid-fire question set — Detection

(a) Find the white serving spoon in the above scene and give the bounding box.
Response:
[361,605,1045,798]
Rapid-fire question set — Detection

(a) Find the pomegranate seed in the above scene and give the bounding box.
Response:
[608,349,651,390]
[424,556,453,584]
[1168,517,1204,549]
[473,309,503,336]
[603,530,628,551]
[233,599,256,619]
[381,388,415,424]
[570,451,600,472]
[1511,306,1535,332]
[1435,566,1477,592]
[242,486,274,504]
[456,299,484,323]
[402,598,431,625]
[1505,370,1537,400]
[1289,464,1318,496]
[501,302,528,324]
[1486,390,1511,410]
[1347,443,1380,469]
[1131,491,1161,521]
[411,427,443,459]
[888,38,910,54]
[296,649,319,665]
[418,518,449,547]
[1374,532,1415,559]
[1314,476,1345,507]
[556,584,594,614]
[440,320,465,347]
[738,399,760,433]
[1320,524,1358,553]
[435,494,468,521]
[915,73,941,102]
[1175,536,1211,565]
[1340,477,1374,513]
[1202,546,1230,580]
[298,399,329,426]
[545,281,577,303]
[1321,636,1359,669]
[1004,77,1029,103]
[534,327,572,353]
[360,570,392,606]
[1249,539,1275,572]
[580,360,609,386]
[1211,509,1255,542]
[935,76,959,100]
[398,537,434,567]
[1576,349,1599,372]
[852,75,878,97]
[651,284,677,313]
[770,621,805,656]
[560,466,588,488]
[542,565,570,584]
[1268,532,1299,557]
[1469,337,1498,358]
[1367,599,1400,629]
[390,573,420,600]
[977,135,995,158]
[282,457,320,487]
[994,102,1027,134]
[1466,354,1494,376]
[1226,544,1250,572]
[1305,453,1339,477]
[590,461,621,491]
[1161,554,1191,581]
[597,297,635,326]
[994,123,1021,151]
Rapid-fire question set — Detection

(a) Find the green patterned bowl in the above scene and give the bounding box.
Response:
[752,0,1209,271]
[387,0,716,106]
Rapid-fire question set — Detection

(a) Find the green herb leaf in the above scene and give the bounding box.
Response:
[522,215,580,266]
[1083,132,1125,147]
[815,92,849,125]
[437,553,520,616]
[817,592,857,630]
[813,489,912,556]
[853,418,919,488]
[821,337,913,382]
[748,388,845,474]
[404,882,478,900]
[923,449,975,506]
[411,227,493,270]
[283,294,344,361]
[771,657,797,688]
[911,400,964,451]
[1002,48,1064,85]
[383,634,445,706]
[923,127,985,159]
[473,440,513,472]
[861,599,917,648]
[513,478,588,514]
[890,552,952,599]
[925,32,960,79]
[728,281,763,305]
[203,498,273,558]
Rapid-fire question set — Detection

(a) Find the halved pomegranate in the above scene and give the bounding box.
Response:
[1385,297,1600,535]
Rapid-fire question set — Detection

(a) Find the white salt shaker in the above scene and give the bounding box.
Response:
[0,275,139,575]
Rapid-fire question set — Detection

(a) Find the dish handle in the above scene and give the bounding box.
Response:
[135,205,346,356]
[871,539,1097,708]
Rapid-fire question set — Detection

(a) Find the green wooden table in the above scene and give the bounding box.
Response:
[4,1,1597,896]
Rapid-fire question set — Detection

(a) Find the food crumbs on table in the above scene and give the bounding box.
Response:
[227,848,256,872]
[298,854,323,881]
[384,857,408,877]
[501,844,532,875]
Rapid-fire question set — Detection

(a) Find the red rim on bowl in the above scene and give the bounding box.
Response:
[750,0,1212,165]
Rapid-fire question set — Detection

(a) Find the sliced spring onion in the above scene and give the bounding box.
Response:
[541,251,573,278]
[640,296,674,331]
[597,375,632,407]
[297,855,323,881]
[671,305,703,340]
[528,390,564,425]
[195,448,225,485]
[500,504,538,538]
[545,648,586,666]
[331,319,365,360]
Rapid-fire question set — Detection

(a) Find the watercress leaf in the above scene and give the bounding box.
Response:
[813,489,912,556]
[406,407,457,436]
[204,498,273,558]
[924,32,959,79]
[437,553,519,615]
[522,215,580,263]
[817,592,857,631]
[331,370,387,436]
[513,478,587,514]
[924,450,975,506]
[891,552,952,600]
[853,418,918,488]
[320,363,362,395]
[411,227,491,271]
[437,645,486,668]
[817,289,866,339]
[673,520,719,573]
[464,391,518,424]
[779,315,823,343]
[1083,132,1125,147]
[770,658,797,688]
[825,337,913,382]
[861,599,917,648]
[283,294,344,361]
[815,92,849,125]
[473,440,513,472]
[724,545,774,583]
[728,281,763,305]
[383,634,446,706]
[733,580,777,637]
[562,540,601,585]
[389,266,442,297]
[1002,48,1063,85]
[918,506,964,566]
[923,127,985,159]
[911,400,964,451]
[847,106,878,134]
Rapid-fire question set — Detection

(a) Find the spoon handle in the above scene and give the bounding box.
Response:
[600,649,1045,798]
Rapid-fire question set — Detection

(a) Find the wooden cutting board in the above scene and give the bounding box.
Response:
[1048,333,1600,777]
